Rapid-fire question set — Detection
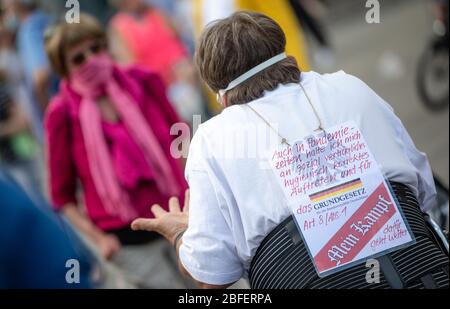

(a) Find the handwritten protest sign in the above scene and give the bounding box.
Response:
[271,121,415,277]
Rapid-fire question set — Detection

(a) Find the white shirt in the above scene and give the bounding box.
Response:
[179,71,436,285]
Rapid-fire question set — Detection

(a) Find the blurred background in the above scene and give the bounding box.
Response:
[0,0,448,288]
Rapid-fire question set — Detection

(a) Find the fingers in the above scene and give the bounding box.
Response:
[168,197,181,213]
[131,218,158,232]
[151,204,167,218]
[183,189,190,213]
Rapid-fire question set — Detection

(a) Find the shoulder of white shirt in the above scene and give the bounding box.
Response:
[197,70,362,132]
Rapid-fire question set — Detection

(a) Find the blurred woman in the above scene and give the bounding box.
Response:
[109,0,207,123]
[44,14,188,288]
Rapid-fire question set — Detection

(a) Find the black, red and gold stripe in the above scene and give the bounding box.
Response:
[309,178,363,203]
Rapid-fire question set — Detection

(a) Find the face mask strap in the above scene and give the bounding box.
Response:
[217,52,287,104]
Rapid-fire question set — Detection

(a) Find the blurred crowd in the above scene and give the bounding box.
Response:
[0,0,334,288]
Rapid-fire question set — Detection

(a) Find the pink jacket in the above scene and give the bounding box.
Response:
[45,66,188,231]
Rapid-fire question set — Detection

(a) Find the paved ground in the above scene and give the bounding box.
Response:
[312,0,449,186]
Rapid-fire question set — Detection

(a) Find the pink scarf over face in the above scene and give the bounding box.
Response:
[70,52,180,222]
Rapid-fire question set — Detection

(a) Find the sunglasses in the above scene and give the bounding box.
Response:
[70,42,106,66]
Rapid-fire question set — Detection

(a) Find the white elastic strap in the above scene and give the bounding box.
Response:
[218,52,287,97]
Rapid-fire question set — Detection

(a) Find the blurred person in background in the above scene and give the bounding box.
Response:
[0,6,21,91]
[0,169,93,289]
[44,14,188,288]
[1,0,56,144]
[0,76,43,205]
[0,10,44,204]
[108,0,208,124]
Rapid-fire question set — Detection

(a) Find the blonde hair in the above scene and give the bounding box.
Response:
[45,14,106,77]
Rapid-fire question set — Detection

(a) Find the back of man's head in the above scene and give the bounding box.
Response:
[195,11,301,106]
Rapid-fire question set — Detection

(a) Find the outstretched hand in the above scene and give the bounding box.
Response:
[131,190,190,246]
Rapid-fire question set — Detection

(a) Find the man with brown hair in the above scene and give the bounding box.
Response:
[132,12,445,289]
[195,11,301,106]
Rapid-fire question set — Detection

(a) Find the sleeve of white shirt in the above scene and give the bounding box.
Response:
[179,127,244,285]
[372,90,437,212]
[341,72,437,211]
[395,123,438,212]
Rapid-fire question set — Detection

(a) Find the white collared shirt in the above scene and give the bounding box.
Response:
[179,71,436,285]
